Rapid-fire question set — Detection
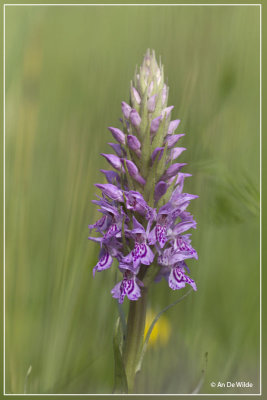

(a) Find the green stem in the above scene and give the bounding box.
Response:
[122,287,148,393]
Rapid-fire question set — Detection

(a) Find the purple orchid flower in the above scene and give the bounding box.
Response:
[88,234,119,273]
[88,215,111,235]
[169,264,197,291]
[111,270,142,304]
[93,247,114,276]
[124,190,154,220]
[92,237,123,276]
[158,245,196,268]
[148,203,178,248]
[174,234,198,259]
[123,216,154,271]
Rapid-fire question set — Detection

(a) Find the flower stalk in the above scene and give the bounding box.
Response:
[122,288,147,393]
[88,49,198,393]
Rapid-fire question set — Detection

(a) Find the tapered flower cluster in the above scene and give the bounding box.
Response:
[89,50,198,303]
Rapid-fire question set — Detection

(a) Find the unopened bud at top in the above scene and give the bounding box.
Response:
[134,49,165,98]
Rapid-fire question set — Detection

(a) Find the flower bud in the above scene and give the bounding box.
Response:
[148,94,157,113]
[130,109,141,128]
[108,127,126,144]
[167,147,186,162]
[100,169,120,185]
[108,143,124,157]
[161,163,187,181]
[162,84,168,105]
[131,87,141,105]
[151,147,164,162]
[127,135,141,152]
[154,181,168,202]
[162,105,174,118]
[101,153,124,171]
[95,183,123,201]
[125,160,146,185]
[165,133,185,148]
[168,119,180,135]
[150,115,162,135]
[121,101,132,119]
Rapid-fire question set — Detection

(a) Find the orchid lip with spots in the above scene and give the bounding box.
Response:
[88,49,198,393]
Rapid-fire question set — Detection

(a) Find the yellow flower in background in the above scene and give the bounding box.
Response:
[144,309,171,347]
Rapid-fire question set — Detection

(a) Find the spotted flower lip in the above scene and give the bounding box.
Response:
[89,49,198,303]
[123,217,154,271]
[169,265,197,291]
[111,271,142,303]
[93,247,113,276]
[174,234,198,260]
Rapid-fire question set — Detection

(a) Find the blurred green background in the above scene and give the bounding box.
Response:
[5,5,260,395]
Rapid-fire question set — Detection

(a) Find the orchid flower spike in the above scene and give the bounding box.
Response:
[89,49,198,303]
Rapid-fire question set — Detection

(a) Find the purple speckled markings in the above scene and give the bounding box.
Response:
[111,271,142,304]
